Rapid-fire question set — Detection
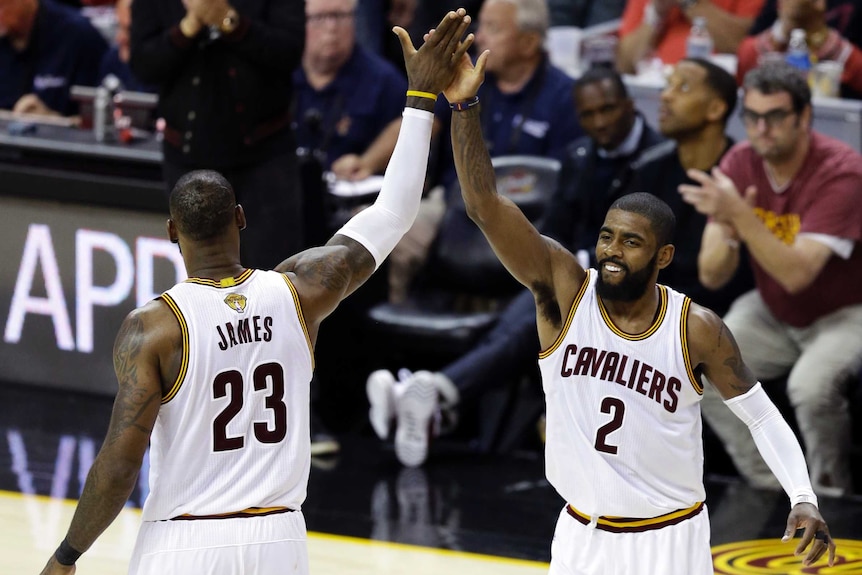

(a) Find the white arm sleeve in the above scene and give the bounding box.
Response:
[335,107,434,269]
[724,383,818,508]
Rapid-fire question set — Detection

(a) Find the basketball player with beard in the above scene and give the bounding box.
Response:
[443,43,836,574]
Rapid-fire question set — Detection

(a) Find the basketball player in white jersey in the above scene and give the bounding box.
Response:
[38,10,475,575]
[443,50,837,573]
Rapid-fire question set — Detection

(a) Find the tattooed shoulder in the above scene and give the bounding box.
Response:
[300,240,375,292]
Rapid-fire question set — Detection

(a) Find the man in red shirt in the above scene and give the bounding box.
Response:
[617,0,764,73]
[679,60,862,496]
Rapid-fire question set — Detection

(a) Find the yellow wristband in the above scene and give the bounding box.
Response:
[406,90,438,101]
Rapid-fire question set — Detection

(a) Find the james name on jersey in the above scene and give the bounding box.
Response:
[216,315,274,351]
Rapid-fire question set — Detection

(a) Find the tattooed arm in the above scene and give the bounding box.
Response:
[687,302,756,399]
[687,302,835,568]
[446,54,585,343]
[40,302,167,574]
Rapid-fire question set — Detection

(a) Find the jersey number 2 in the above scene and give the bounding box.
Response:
[594,397,625,454]
[212,362,287,452]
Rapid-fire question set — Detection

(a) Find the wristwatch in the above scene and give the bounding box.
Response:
[220,8,240,34]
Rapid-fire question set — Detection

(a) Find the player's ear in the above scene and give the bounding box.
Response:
[235,204,247,231]
[656,244,674,269]
[167,219,179,244]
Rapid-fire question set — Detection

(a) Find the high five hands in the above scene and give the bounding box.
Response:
[394,9,476,99]
[416,14,491,105]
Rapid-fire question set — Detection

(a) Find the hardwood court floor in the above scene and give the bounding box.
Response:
[2,382,862,574]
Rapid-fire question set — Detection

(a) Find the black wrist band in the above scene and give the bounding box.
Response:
[55,537,83,566]
[450,95,480,111]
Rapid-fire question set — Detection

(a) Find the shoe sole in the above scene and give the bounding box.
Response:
[310,438,340,456]
[367,371,395,440]
[394,376,436,468]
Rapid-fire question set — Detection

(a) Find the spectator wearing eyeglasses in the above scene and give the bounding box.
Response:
[292,0,407,181]
[679,60,862,496]
[291,0,410,456]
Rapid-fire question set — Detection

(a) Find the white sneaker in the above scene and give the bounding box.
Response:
[366,369,396,440]
[394,371,438,467]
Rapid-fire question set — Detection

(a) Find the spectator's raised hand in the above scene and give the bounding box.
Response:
[394,8,474,97]
[678,167,755,226]
[186,0,232,27]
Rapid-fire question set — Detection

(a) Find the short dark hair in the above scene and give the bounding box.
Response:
[169,170,236,241]
[743,60,811,114]
[609,192,676,246]
[575,66,629,100]
[681,57,738,125]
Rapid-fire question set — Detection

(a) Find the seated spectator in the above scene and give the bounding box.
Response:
[680,60,862,495]
[389,0,582,304]
[617,0,765,73]
[367,67,664,467]
[433,0,582,191]
[736,0,862,98]
[0,0,108,117]
[98,0,155,93]
[292,0,407,180]
[547,0,627,27]
[624,57,753,316]
[749,0,862,51]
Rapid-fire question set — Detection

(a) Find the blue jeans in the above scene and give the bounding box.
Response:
[443,289,539,403]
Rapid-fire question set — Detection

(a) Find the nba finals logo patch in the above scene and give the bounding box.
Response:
[712,538,862,574]
[224,294,247,313]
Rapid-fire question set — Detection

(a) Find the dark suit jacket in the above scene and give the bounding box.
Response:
[130,0,304,169]
[541,115,665,253]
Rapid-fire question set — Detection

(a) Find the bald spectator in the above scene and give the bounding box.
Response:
[0,0,108,117]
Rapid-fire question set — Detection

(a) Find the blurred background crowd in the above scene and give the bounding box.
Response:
[2,0,861,498]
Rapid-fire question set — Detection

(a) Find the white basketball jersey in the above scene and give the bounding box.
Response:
[141,269,314,522]
[539,270,705,519]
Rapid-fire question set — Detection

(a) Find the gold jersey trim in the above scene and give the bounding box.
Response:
[539,270,591,359]
[282,273,314,370]
[680,297,703,395]
[567,501,704,533]
[598,285,668,341]
[172,506,295,521]
[185,268,255,288]
[159,293,189,404]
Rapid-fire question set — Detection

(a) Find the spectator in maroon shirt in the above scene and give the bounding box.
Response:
[679,60,862,496]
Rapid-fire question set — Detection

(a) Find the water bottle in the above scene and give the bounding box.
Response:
[785,29,811,73]
[686,17,713,59]
[93,86,110,143]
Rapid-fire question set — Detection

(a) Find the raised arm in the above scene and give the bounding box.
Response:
[40,302,168,574]
[688,304,836,567]
[277,10,474,334]
[446,49,585,315]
